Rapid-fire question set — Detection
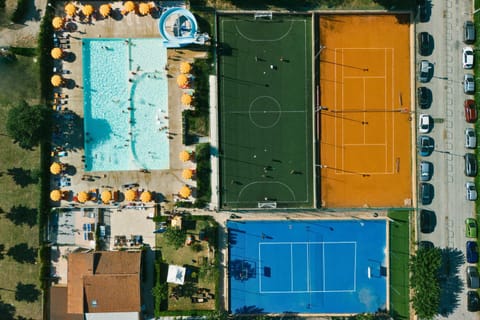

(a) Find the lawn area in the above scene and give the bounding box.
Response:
[0,56,43,319]
[388,210,410,319]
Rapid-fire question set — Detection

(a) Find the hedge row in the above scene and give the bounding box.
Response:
[195,143,211,207]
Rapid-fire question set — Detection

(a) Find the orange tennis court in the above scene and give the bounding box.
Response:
[319,14,412,208]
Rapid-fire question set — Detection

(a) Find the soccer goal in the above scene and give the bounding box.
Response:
[258,201,277,209]
[254,11,273,20]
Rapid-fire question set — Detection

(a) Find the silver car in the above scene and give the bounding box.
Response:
[466,182,478,201]
[420,160,433,181]
[419,60,431,83]
[464,74,475,94]
[466,128,477,149]
[468,266,480,289]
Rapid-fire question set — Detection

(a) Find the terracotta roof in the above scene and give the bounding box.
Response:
[93,251,141,275]
[50,286,83,320]
[83,274,141,313]
[67,252,94,314]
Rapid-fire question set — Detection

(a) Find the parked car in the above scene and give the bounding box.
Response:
[467,266,480,289]
[420,209,436,233]
[464,21,476,44]
[418,135,434,156]
[464,74,475,94]
[418,114,431,133]
[465,153,478,177]
[466,182,478,201]
[417,87,431,109]
[467,241,479,263]
[418,32,431,56]
[465,100,477,123]
[417,0,429,22]
[468,291,480,312]
[420,160,433,181]
[466,218,478,238]
[465,128,477,148]
[463,46,474,69]
[419,182,434,205]
[419,60,431,83]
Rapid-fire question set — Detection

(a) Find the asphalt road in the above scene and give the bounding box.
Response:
[416,0,480,318]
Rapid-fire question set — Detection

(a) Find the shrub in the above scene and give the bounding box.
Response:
[10,0,29,23]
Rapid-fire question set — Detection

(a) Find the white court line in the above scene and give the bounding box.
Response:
[343,76,386,79]
[384,48,388,171]
[343,143,388,146]
[228,110,306,114]
[391,48,396,172]
[233,19,298,42]
[322,241,325,292]
[306,242,310,292]
[290,243,294,291]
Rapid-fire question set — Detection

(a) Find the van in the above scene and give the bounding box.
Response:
[465,21,476,44]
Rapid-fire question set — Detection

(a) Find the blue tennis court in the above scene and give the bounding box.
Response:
[227,219,387,314]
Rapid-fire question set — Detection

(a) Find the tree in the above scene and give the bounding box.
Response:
[7,243,37,264]
[6,100,51,149]
[163,228,186,249]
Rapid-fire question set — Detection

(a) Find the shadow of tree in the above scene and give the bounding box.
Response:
[438,247,464,316]
[7,243,37,264]
[373,0,416,10]
[6,168,39,188]
[0,244,5,260]
[0,297,16,320]
[235,305,264,314]
[6,205,37,227]
[15,282,40,302]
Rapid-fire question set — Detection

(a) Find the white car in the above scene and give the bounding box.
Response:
[466,128,477,149]
[463,46,474,69]
[467,182,478,201]
[418,114,431,133]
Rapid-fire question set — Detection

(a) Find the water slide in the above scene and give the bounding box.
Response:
[158,7,209,48]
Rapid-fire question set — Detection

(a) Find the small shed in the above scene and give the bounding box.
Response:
[167,265,186,285]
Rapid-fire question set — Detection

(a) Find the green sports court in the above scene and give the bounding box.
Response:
[217,13,313,209]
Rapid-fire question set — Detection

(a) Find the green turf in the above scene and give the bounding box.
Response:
[388,210,410,319]
[218,14,313,209]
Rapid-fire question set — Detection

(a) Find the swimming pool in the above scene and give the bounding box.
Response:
[82,38,169,171]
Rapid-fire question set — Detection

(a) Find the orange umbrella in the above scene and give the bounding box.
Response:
[123,1,135,13]
[180,62,191,74]
[179,150,190,162]
[64,3,76,16]
[176,74,188,87]
[82,4,94,17]
[101,190,112,203]
[99,4,111,17]
[51,47,63,59]
[138,3,150,15]
[140,191,152,203]
[181,93,192,106]
[179,186,191,198]
[182,169,193,179]
[78,191,89,203]
[50,162,62,175]
[50,190,62,201]
[125,189,136,201]
[51,75,63,87]
[52,17,64,29]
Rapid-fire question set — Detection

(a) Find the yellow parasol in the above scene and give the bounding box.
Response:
[82,4,94,17]
[101,190,112,203]
[176,74,188,87]
[99,4,111,17]
[64,3,76,16]
[123,1,135,13]
[181,93,192,106]
[180,62,191,74]
[125,189,136,201]
[140,191,152,203]
[138,3,151,15]
[51,75,63,87]
[182,169,193,179]
[50,162,62,175]
[179,186,191,198]
[78,191,89,203]
[51,47,63,59]
[52,17,64,29]
[179,150,190,162]
[50,190,62,201]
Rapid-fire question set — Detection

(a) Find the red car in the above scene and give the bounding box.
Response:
[465,99,478,123]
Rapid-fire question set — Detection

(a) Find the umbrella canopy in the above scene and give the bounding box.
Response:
[52,17,64,29]
[82,4,94,16]
[99,4,111,17]
[50,190,62,201]
[179,150,190,162]
[51,47,63,59]
[179,186,191,198]
[123,1,135,12]
[182,169,193,179]
[78,191,89,203]
[101,190,112,203]
[138,3,150,15]
[64,3,76,16]
[50,162,62,175]
[51,75,63,87]
[181,93,192,106]
[125,189,136,201]
[176,74,188,87]
[140,191,152,203]
[180,62,191,74]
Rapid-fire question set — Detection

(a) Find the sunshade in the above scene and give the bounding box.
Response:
[50,162,62,175]
[78,191,88,203]
[64,3,76,16]
[52,17,64,29]
[125,189,136,201]
[51,47,63,59]
[176,74,188,87]
[179,186,191,198]
[101,190,112,203]
[182,169,193,179]
[140,191,152,203]
[179,150,190,162]
[123,1,135,12]
[82,4,94,16]
[50,190,62,201]
[51,75,63,87]
[138,3,150,15]
[180,62,191,74]
[181,93,192,106]
[99,4,111,17]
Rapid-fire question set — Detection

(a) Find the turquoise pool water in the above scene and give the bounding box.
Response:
[82,38,169,172]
